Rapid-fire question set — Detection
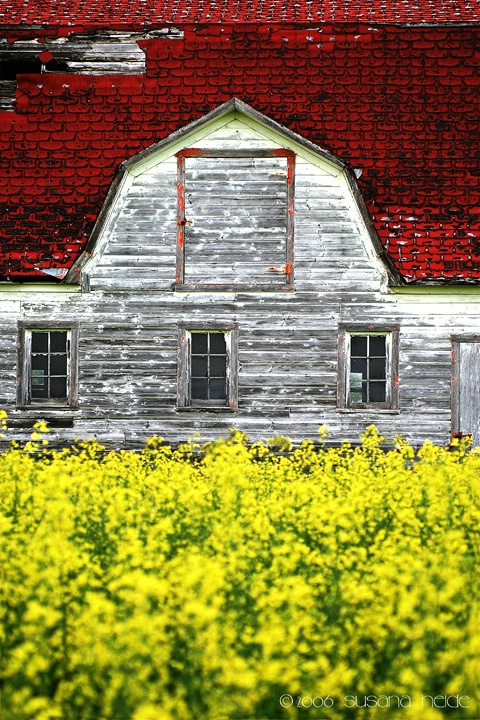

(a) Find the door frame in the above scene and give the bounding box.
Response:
[451,335,480,438]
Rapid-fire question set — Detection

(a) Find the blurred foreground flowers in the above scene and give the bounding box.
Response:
[0,425,479,719]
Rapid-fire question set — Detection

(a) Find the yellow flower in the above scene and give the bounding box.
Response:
[0,427,478,719]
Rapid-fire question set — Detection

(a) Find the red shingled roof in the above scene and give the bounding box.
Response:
[0,0,479,32]
[0,23,479,282]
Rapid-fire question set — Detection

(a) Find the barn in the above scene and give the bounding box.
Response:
[0,0,479,446]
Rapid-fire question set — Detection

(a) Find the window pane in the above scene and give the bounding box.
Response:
[191,355,208,378]
[361,381,368,403]
[210,355,226,377]
[369,381,386,403]
[370,336,386,356]
[31,332,48,353]
[370,357,386,380]
[50,376,67,399]
[32,354,48,372]
[50,331,67,353]
[31,370,47,398]
[191,333,207,354]
[351,336,367,356]
[210,333,226,354]
[191,378,208,400]
[351,357,367,378]
[210,378,226,400]
[50,354,68,376]
[350,372,364,403]
[350,381,368,404]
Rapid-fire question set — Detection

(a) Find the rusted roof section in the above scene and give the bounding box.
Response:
[0,0,479,34]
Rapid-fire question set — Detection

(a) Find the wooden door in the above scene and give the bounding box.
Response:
[452,340,480,445]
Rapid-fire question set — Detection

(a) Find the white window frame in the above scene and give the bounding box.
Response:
[177,322,238,410]
[338,326,399,410]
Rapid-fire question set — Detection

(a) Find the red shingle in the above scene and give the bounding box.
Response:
[0,0,479,30]
[0,24,479,281]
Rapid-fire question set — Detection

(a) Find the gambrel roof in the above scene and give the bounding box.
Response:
[69,97,400,286]
[0,2,479,283]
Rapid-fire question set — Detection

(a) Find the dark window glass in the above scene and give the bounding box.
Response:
[351,357,367,377]
[191,355,208,378]
[31,333,48,353]
[370,336,386,357]
[351,335,367,356]
[210,355,226,376]
[210,333,226,354]
[210,378,226,400]
[349,334,387,405]
[190,332,227,404]
[50,354,68,376]
[50,377,67,399]
[370,358,386,380]
[50,332,67,353]
[30,330,68,402]
[191,378,208,400]
[191,333,208,354]
[369,382,386,403]
[32,354,48,372]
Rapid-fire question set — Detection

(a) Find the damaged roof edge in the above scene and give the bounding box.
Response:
[343,167,404,287]
[64,166,129,284]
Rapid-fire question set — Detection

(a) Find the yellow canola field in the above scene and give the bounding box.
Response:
[0,424,479,720]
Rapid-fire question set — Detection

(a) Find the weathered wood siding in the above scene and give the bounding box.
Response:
[2,287,480,447]
[183,154,288,286]
[90,119,385,293]
[1,115,480,448]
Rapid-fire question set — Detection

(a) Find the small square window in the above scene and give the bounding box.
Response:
[17,324,79,408]
[177,324,238,409]
[338,328,399,410]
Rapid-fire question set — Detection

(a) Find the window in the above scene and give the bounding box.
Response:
[191,332,228,402]
[338,327,399,410]
[17,324,79,407]
[177,324,238,409]
[175,149,295,290]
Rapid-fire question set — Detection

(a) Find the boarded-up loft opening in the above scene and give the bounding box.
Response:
[176,149,295,290]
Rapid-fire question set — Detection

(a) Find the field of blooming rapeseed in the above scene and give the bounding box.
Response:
[0,418,479,720]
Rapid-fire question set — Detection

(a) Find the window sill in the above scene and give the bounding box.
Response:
[16,404,78,411]
[337,408,400,415]
[176,406,237,413]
